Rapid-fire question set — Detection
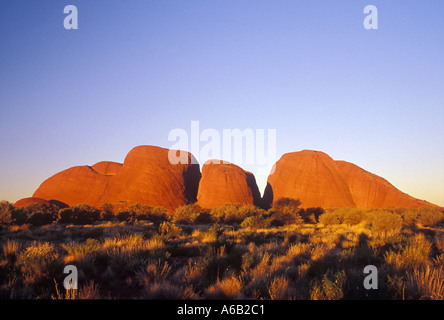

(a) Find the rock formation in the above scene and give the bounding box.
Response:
[91,161,122,176]
[13,197,51,208]
[264,150,438,209]
[335,160,435,209]
[197,160,261,208]
[263,150,355,208]
[29,145,438,212]
[33,146,201,211]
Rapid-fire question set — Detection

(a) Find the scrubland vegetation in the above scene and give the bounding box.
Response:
[0,199,443,300]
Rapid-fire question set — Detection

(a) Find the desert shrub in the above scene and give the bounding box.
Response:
[128,204,152,221]
[241,215,270,230]
[416,208,444,227]
[116,210,133,222]
[268,276,289,300]
[205,276,242,299]
[136,260,172,287]
[393,208,418,227]
[158,222,183,240]
[286,243,313,265]
[10,209,28,225]
[99,203,114,221]
[2,240,21,263]
[406,266,444,300]
[147,206,170,224]
[300,207,324,223]
[210,204,268,225]
[241,252,256,271]
[385,234,432,272]
[268,198,304,226]
[100,211,115,222]
[268,207,303,226]
[366,210,403,235]
[17,242,62,284]
[58,204,101,225]
[185,247,231,290]
[310,270,347,300]
[77,280,102,299]
[318,211,340,226]
[273,198,301,210]
[53,280,102,300]
[115,204,152,222]
[173,204,212,224]
[0,201,13,228]
[61,239,101,265]
[27,212,53,227]
[142,281,182,299]
[237,205,267,223]
[210,204,241,224]
[337,208,365,225]
[12,203,58,227]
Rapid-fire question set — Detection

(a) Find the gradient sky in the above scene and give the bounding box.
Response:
[1,0,443,206]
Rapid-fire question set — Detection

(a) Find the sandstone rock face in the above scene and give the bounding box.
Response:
[13,197,51,208]
[335,161,436,209]
[264,150,437,209]
[264,150,355,208]
[33,146,201,211]
[91,161,122,176]
[197,160,261,208]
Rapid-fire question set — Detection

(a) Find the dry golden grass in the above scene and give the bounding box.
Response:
[385,233,432,272]
[205,276,242,299]
[0,206,443,300]
[407,266,444,300]
[268,276,289,300]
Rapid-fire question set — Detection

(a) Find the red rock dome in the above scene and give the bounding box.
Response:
[91,161,122,176]
[197,160,261,208]
[335,160,436,209]
[33,146,201,211]
[264,150,355,208]
[13,197,51,208]
[263,150,438,209]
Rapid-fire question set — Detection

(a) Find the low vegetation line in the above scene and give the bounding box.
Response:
[0,199,443,300]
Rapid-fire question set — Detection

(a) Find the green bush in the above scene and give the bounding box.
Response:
[0,201,13,227]
[26,212,54,227]
[99,203,115,221]
[241,215,270,230]
[268,197,304,226]
[416,208,444,227]
[338,208,365,225]
[7,203,59,227]
[273,198,302,210]
[148,206,170,224]
[300,207,324,223]
[17,242,62,284]
[210,204,242,224]
[116,210,133,222]
[310,271,347,300]
[398,208,418,227]
[209,204,268,225]
[268,208,303,226]
[318,211,341,225]
[158,222,183,240]
[58,204,101,225]
[173,204,212,224]
[126,204,151,221]
[367,210,403,235]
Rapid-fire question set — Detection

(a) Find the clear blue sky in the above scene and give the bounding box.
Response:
[1,0,443,206]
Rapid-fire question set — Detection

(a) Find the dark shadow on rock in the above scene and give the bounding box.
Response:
[261,183,273,209]
[245,171,262,207]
